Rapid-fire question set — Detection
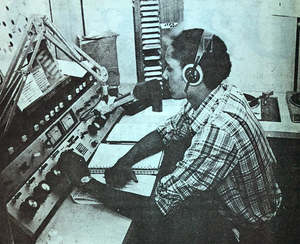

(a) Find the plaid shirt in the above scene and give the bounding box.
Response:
[154,83,281,228]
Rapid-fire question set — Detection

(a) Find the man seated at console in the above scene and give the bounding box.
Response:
[58,28,282,244]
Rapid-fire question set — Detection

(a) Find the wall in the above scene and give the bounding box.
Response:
[0,0,51,75]
[0,0,136,86]
[0,0,297,92]
[183,0,297,93]
[81,0,137,85]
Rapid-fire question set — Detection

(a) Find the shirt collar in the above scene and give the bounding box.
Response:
[187,83,228,132]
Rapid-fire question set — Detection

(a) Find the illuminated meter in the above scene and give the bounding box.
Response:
[45,124,64,146]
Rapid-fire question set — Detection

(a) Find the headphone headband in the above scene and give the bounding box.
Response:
[194,31,214,67]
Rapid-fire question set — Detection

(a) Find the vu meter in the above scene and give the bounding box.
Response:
[61,111,77,131]
[46,124,63,146]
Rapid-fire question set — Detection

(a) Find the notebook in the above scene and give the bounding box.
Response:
[88,143,163,175]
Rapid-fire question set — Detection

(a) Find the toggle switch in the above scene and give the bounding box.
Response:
[12,192,22,202]
[26,177,36,186]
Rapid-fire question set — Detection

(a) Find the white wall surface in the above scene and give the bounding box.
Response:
[183,0,297,93]
[0,0,297,93]
[0,0,51,74]
[82,0,137,85]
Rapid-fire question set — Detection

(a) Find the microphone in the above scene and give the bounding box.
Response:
[94,79,162,115]
[133,79,162,112]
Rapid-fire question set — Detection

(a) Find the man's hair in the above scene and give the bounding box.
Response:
[170,29,231,90]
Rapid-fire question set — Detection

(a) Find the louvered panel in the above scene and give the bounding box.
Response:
[144,71,162,77]
[134,0,162,86]
[140,5,159,12]
[141,27,160,34]
[142,33,160,39]
[145,76,162,82]
[144,65,162,72]
[142,38,160,45]
[141,16,159,22]
[141,10,159,17]
[141,0,159,5]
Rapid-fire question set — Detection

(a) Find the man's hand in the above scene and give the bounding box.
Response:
[56,150,90,187]
[95,95,116,115]
[104,164,138,188]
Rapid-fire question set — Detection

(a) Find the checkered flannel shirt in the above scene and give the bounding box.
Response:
[154,83,282,228]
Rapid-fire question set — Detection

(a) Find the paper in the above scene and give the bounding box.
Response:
[92,174,156,197]
[70,187,102,205]
[70,172,157,205]
[18,72,44,111]
[32,66,50,92]
[89,143,162,171]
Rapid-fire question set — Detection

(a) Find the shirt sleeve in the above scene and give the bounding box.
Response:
[154,124,239,215]
[156,103,191,145]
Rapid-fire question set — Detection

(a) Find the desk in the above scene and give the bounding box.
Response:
[35,88,299,243]
[35,196,131,244]
[246,92,300,139]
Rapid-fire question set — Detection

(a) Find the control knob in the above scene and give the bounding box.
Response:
[94,116,106,128]
[87,124,99,136]
[91,140,98,148]
[20,196,40,215]
[46,168,62,187]
[33,181,52,202]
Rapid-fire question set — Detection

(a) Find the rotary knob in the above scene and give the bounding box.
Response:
[33,181,52,202]
[46,168,62,187]
[20,196,40,215]
[94,116,106,128]
[91,140,98,148]
[88,124,99,135]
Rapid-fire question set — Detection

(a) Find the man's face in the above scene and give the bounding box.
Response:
[162,45,187,99]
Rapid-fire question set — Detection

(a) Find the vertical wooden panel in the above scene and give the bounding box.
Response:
[160,0,184,24]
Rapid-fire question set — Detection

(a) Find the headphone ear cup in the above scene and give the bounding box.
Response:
[182,64,203,86]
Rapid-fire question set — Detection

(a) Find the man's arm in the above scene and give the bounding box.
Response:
[82,178,163,224]
[57,149,164,225]
[104,130,165,187]
[116,130,165,167]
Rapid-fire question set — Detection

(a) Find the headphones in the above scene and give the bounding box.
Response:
[183,30,214,92]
